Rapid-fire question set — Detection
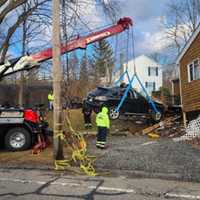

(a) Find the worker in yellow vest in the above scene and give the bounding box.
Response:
[48,91,54,110]
[96,106,110,149]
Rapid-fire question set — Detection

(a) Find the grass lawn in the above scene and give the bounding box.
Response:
[47,109,97,131]
[0,109,97,167]
[0,109,147,167]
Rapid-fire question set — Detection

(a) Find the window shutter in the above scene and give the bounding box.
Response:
[156,67,158,76]
[148,67,150,76]
[190,64,193,81]
[153,82,156,91]
[145,82,148,88]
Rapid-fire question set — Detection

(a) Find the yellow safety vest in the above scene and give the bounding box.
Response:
[96,107,110,128]
[48,94,54,101]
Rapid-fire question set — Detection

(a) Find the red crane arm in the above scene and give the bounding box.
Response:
[0,17,132,79]
[31,17,133,62]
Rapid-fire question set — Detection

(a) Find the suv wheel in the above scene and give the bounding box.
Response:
[151,112,162,123]
[5,127,31,151]
[109,107,120,120]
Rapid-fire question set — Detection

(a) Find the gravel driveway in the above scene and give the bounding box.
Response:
[88,135,200,182]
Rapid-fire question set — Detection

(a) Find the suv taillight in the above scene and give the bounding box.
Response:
[24,109,39,123]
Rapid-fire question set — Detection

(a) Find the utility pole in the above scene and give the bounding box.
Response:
[52,0,64,160]
[19,4,27,107]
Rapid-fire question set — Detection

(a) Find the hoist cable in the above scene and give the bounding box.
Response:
[112,34,119,77]
[131,27,136,74]
[125,29,130,72]
[114,34,118,69]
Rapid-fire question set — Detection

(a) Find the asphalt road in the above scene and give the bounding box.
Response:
[0,168,200,200]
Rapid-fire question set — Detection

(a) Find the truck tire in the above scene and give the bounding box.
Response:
[5,127,31,151]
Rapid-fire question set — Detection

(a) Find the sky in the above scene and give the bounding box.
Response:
[119,0,170,57]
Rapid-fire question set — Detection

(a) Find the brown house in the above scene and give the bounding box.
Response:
[177,24,200,126]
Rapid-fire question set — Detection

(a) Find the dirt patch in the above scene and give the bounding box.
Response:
[0,145,73,168]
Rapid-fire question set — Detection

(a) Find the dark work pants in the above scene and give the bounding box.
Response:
[84,114,92,128]
[96,127,107,148]
[84,114,91,124]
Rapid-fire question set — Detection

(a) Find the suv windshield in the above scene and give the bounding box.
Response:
[89,87,109,96]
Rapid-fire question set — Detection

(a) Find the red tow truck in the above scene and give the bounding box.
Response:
[0,17,133,151]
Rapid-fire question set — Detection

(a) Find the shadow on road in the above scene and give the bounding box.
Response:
[0,176,128,200]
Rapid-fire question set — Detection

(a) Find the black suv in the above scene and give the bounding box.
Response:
[86,86,165,121]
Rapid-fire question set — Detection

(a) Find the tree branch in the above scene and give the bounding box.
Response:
[0,0,28,25]
[0,5,38,62]
[0,0,8,8]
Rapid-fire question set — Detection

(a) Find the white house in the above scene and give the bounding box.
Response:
[115,55,163,95]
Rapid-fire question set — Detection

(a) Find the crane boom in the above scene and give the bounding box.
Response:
[0,17,133,79]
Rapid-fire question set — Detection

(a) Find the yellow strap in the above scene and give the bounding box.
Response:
[54,160,70,170]
[54,131,65,140]
[53,110,97,176]
[80,164,97,176]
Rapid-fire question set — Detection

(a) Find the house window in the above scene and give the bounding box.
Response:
[148,67,158,76]
[188,59,200,82]
[145,82,156,91]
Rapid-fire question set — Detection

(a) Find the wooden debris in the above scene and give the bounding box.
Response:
[142,116,181,135]
[142,122,164,135]
[148,132,160,139]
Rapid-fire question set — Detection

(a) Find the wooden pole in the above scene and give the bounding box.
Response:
[19,5,27,107]
[52,0,64,160]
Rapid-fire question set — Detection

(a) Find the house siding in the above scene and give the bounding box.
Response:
[180,31,200,113]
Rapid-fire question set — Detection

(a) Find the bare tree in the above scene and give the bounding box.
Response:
[99,0,120,22]
[0,0,27,24]
[0,0,50,63]
[163,0,200,53]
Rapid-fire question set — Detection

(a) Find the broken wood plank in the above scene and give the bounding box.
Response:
[142,116,181,135]
[142,122,164,135]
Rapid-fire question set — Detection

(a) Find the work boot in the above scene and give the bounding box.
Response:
[96,145,105,149]
[96,141,107,149]
[84,124,89,129]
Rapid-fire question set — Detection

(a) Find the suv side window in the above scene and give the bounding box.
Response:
[132,91,138,99]
[129,89,138,99]
[128,90,137,99]
[135,90,146,100]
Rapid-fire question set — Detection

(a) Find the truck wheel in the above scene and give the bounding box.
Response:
[109,107,120,120]
[5,128,31,151]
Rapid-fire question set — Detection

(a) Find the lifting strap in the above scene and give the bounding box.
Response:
[114,27,159,114]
